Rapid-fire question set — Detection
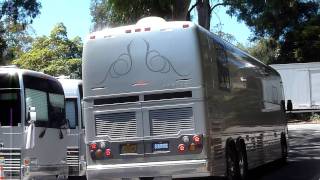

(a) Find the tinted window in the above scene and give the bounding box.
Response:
[215,42,231,90]
[25,88,49,123]
[23,75,66,128]
[0,73,20,88]
[66,98,78,129]
[0,90,21,126]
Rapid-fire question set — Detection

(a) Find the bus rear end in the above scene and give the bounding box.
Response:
[83,18,209,179]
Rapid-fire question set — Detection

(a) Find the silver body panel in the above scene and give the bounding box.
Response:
[82,18,287,179]
[59,79,86,177]
[0,68,69,179]
[271,62,320,112]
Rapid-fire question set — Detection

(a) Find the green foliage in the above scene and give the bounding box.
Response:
[90,0,190,29]
[223,0,320,63]
[244,38,280,64]
[278,15,320,63]
[13,23,82,78]
[0,0,41,64]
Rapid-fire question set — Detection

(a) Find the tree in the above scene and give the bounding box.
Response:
[278,14,320,63]
[90,0,190,29]
[245,38,280,64]
[13,23,82,78]
[223,0,320,63]
[0,0,41,64]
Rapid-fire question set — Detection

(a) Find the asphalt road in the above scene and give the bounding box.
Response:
[253,123,320,180]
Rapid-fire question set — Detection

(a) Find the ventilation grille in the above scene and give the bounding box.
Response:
[0,149,21,179]
[150,107,193,136]
[95,112,137,139]
[67,147,79,174]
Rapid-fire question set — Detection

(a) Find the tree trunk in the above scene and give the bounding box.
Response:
[196,0,211,30]
[173,0,191,20]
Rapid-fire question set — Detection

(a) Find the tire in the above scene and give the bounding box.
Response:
[281,133,288,163]
[226,140,241,180]
[237,139,249,180]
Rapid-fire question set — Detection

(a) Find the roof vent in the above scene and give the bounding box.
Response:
[137,17,166,26]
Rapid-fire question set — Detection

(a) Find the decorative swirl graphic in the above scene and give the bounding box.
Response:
[97,39,190,85]
[97,41,133,85]
[144,39,190,77]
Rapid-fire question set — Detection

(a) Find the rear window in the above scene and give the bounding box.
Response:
[0,73,20,88]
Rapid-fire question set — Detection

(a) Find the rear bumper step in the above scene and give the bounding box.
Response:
[87,159,209,180]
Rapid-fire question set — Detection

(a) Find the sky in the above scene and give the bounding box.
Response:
[32,0,252,45]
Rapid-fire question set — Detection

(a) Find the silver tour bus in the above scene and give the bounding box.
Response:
[58,78,86,180]
[82,17,288,180]
[0,67,69,179]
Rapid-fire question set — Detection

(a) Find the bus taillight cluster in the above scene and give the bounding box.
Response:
[178,135,203,153]
[89,142,112,159]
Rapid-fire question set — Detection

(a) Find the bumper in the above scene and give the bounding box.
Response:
[22,164,68,180]
[87,159,210,180]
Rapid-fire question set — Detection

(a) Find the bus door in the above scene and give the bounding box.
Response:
[65,97,82,174]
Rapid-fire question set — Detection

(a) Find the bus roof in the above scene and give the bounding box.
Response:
[86,17,194,42]
[0,67,58,82]
[58,79,82,98]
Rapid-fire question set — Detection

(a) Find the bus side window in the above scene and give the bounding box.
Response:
[48,80,66,128]
[215,42,231,90]
[65,99,78,129]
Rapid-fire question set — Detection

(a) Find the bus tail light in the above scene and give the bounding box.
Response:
[89,143,97,151]
[183,24,189,28]
[189,143,196,151]
[105,148,111,157]
[24,159,30,166]
[178,144,186,153]
[144,27,151,31]
[193,135,201,145]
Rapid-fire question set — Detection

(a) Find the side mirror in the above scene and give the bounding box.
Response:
[29,107,37,123]
[287,100,293,111]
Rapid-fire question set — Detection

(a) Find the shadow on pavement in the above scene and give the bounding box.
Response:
[254,124,320,180]
[177,124,320,180]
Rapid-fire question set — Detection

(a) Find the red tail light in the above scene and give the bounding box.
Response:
[178,144,186,153]
[89,143,97,151]
[193,135,201,144]
[144,27,151,31]
[105,149,111,157]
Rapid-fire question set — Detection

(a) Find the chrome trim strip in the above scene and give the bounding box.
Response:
[87,159,207,170]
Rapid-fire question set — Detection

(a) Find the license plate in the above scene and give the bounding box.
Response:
[153,142,169,151]
[120,144,137,154]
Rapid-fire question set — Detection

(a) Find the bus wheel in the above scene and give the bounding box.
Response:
[281,133,288,163]
[226,140,240,180]
[237,139,248,180]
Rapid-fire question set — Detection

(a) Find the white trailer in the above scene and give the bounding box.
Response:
[270,62,320,113]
